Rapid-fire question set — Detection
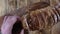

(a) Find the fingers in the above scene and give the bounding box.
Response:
[3,16,8,23]
[5,16,19,25]
[2,16,20,29]
[20,29,24,34]
[1,16,21,34]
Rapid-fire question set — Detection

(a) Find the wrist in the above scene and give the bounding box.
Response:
[1,31,11,34]
[1,27,12,34]
[1,30,11,34]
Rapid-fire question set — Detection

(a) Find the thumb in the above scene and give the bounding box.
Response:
[20,29,24,34]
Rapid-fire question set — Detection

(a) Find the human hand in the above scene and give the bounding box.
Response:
[1,16,24,34]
